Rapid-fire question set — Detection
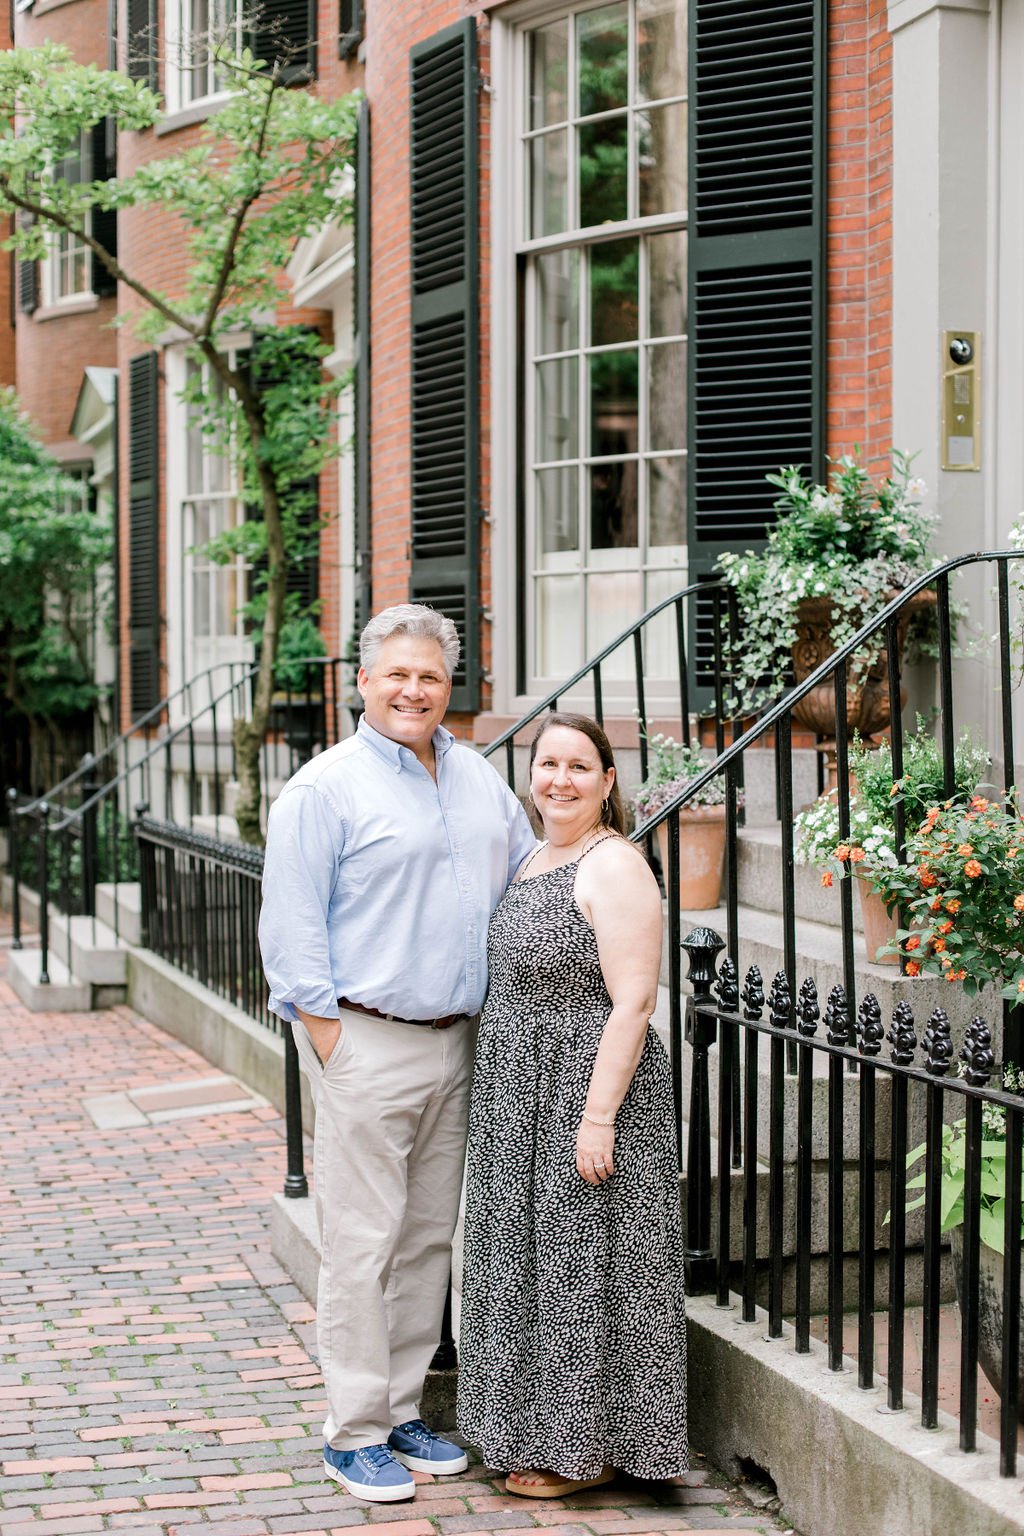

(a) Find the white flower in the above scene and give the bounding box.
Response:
[907,477,927,498]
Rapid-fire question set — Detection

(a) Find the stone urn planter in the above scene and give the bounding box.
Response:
[857,877,899,966]
[950,1227,1024,1418]
[790,589,936,743]
[657,805,727,910]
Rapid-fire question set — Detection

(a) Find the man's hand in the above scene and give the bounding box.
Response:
[296,1007,342,1067]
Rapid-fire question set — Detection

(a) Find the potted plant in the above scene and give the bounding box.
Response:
[795,723,990,963]
[633,735,739,910]
[717,452,940,739]
[904,1066,1024,1414]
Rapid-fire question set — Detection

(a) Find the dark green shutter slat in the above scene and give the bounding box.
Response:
[17,256,36,315]
[128,351,160,717]
[687,0,825,693]
[252,0,317,82]
[408,19,479,712]
[91,119,118,297]
[127,0,157,88]
[353,99,372,635]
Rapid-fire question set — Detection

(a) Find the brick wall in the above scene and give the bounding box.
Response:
[827,0,894,474]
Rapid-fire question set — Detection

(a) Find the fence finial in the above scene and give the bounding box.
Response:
[960,1017,994,1087]
[887,998,917,1065]
[857,993,883,1056]
[922,1007,953,1076]
[741,964,764,1020]
[824,983,850,1047]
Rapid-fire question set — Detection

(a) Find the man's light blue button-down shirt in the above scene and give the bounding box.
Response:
[259,716,537,1024]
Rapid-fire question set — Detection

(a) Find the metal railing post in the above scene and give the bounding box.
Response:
[36,802,50,985]
[80,756,99,919]
[430,1279,457,1371]
[283,1023,309,1199]
[681,925,724,1295]
[6,789,22,949]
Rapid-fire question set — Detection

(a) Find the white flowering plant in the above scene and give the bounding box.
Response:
[632,734,742,821]
[717,451,939,714]
[794,721,990,897]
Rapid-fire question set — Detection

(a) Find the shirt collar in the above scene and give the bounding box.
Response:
[357,714,455,775]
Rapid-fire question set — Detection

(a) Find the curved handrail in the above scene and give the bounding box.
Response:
[628,549,1022,841]
[482,576,729,761]
[12,658,262,818]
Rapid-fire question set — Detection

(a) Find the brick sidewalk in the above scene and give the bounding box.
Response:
[0,925,795,1536]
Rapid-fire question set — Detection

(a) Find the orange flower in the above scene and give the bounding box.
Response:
[937,920,954,935]
[849,847,865,863]
[971,796,990,810]
[905,934,921,952]
[957,844,973,856]
[835,845,851,861]
[1010,848,1020,860]
[1015,894,1024,912]
[906,960,922,977]
[821,871,833,888]
[956,968,967,981]
[932,938,946,953]
[946,898,961,913]
[929,898,943,913]
[1017,978,1024,994]
[964,859,982,878]
[919,870,938,888]
[940,954,953,969]
[945,968,958,982]
[890,782,900,798]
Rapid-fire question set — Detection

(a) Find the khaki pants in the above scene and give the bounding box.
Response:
[292,1008,474,1450]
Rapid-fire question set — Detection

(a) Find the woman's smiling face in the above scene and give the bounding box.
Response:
[530,725,614,839]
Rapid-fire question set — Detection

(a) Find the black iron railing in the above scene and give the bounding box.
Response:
[5,656,353,982]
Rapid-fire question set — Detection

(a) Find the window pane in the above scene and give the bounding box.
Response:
[638,101,687,217]
[649,229,687,338]
[590,460,638,550]
[637,0,687,103]
[590,349,638,457]
[648,456,686,547]
[536,575,583,676]
[187,409,205,494]
[194,571,211,636]
[530,19,569,129]
[586,570,642,679]
[530,129,568,238]
[648,342,686,450]
[577,3,629,117]
[536,248,579,355]
[589,238,638,346]
[578,117,627,227]
[536,467,579,560]
[213,565,237,637]
[536,357,578,463]
[642,566,687,682]
[190,498,211,549]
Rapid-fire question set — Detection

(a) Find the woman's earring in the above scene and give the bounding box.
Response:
[602,797,610,814]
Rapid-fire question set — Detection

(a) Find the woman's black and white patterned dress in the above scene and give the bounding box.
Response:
[456,850,688,1481]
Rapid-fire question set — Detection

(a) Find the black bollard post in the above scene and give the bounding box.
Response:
[36,802,50,985]
[6,788,21,950]
[681,925,724,1295]
[283,1024,309,1199]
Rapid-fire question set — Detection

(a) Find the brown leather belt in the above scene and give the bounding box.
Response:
[338,997,460,1030]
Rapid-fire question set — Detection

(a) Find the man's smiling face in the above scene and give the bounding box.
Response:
[357,633,452,764]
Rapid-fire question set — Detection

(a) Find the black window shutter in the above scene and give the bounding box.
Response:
[687,0,826,692]
[408,19,480,712]
[91,118,118,298]
[252,0,317,84]
[17,255,36,315]
[353,98,371,637]
[339,0,363,60]
[128,351,161,717]
[126,0,157,89]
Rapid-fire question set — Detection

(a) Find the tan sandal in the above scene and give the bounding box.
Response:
[505,1466,614,1499]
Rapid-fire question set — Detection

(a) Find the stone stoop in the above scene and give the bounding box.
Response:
[48,910,130,988]
[95,881,143,946]
[0,876,137,1008]
[7,947,91,1011]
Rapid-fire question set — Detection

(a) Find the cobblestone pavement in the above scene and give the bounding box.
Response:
[0,920,796,1536]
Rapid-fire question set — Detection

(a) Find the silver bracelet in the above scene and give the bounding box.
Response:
[581,1109,616,1127]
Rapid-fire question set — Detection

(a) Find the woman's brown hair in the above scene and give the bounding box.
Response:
[528,713,628,837]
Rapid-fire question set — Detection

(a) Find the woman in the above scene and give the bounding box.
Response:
[457,713,687,1496]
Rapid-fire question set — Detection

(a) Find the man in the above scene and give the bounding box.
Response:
[259,604,535,1503]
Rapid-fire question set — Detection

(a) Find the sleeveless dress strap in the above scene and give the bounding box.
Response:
[576,832,620,864]
[515,841,547,881]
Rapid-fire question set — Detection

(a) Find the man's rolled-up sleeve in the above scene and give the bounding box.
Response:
[259,785,344,1023]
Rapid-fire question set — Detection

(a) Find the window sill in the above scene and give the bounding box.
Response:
[33,294,99,321]
[156,94,231,136]
[32,0,81,14]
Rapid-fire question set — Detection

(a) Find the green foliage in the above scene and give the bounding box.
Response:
[0,389,110,723]
[717,452,940,714]
[273,614,327,692]
[632,734,739,820]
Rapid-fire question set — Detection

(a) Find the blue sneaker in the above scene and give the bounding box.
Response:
[388,1418,469,1475]
[323,1441,416,1501]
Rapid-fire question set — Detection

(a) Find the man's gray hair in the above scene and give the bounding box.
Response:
[359,604,461,680]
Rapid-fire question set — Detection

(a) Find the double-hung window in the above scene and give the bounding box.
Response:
[519,0,687,686]
[166,0,244,111]
[44,135,91,304]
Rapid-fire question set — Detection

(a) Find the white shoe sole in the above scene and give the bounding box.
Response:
[323,1458,416,1501]
[392,1447,469,1475]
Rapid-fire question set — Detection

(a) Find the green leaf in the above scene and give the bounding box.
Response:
[979,1202,1007,1255]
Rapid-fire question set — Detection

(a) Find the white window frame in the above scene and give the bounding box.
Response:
[42,134,92,306]
[165,0,244,115]
[491,0,689,711]
[165,339,254,718]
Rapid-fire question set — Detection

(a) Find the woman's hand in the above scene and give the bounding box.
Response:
[576,1117,615,1184]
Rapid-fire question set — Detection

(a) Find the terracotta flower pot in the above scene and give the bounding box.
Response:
[656,804,727,910]
[790,589,936,742]
[857,877,899,966]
